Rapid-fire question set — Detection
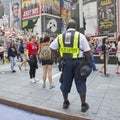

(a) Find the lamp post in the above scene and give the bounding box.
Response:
[79,0,84,34]
[72,0,84,34]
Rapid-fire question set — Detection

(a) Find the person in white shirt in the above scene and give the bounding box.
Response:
[50,19,91,112]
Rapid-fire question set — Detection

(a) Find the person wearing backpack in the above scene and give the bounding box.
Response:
[38,35,55,89]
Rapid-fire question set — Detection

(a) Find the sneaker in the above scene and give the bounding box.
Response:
[81,103,89,112]
[63,101,70,109]
[12,70,16,73]
[42,84,46,88]
[34,78,39,82]
[93,69,98,71]
[30,78,36,83]
[49,84,55,89]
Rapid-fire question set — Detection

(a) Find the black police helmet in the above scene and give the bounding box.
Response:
[76,61,92,78]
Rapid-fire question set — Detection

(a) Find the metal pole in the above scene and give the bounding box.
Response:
[79,0,84,34]
[103,46,106,75]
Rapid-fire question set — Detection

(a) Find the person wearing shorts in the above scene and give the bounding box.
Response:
[50,19,91,112]
[38,36,55,89]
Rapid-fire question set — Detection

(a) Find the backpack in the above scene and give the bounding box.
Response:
[39,44,51,60]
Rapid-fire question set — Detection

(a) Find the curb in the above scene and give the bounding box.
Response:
[0,98,90,120]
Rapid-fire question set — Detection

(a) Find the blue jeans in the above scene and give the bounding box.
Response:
[90,54,96,70]
[9,56,16,71]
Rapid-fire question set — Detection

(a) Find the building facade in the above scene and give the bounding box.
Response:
[83,0,118,41]
[1,0,120,40]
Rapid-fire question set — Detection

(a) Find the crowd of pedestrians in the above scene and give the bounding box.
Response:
[1,19,120,113]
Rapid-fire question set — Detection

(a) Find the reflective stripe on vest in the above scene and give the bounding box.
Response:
[58,31,80,58]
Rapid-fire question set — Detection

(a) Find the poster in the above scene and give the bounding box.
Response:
[41,0,60,16]
[98,0,116,36]
[117,0,120,34]
[10,0,21,30]
[22,0,40,20]
[22,17,41,35]
[42,15,61,36]
[83,1,98,35]
[60,0,72,32]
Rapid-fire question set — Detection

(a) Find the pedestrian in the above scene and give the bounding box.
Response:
[115,35,120,74]
[26,35,39,83]
[38,35,55,89]
[49,19,91,112]
[86,36,98,71]
[8,41,17,73]
[0,44,4,61]
[18,40,27,71]
[99,37,110,75]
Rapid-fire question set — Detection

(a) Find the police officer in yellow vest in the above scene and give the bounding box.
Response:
[50,19,91,112]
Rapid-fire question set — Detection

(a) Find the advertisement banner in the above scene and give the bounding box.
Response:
[42,15,61,35]
[10,0,21,30]
[60,0,72,32]
[117,0,120,34]
[83,1,98,35]
[22,17,41,35]
[41,0,60,16]
[83,0,97,5]
[98,0,116,36]
[22,0,40,20]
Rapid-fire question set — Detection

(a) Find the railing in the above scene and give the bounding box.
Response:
[93,51,117,64]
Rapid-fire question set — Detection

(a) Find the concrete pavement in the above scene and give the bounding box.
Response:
[0,63,120,120]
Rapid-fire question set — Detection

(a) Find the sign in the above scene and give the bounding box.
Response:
[22,0,40,20]
[22,17,40,34]
[41,0,60,16]
[98,0,116,36]
[42,15,61,35]
[60,0,72,32]
[10,0,21,30]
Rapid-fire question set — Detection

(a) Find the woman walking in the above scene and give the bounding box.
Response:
[26,35,39,83]
[8,41,17,73]
[99,37,110,76]
[38,35,55,89]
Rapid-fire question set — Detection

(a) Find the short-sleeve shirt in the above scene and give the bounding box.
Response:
[26,42,38,56]
[49,29,90,58]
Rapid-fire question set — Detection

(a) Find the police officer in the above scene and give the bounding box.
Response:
[50,19,91,112]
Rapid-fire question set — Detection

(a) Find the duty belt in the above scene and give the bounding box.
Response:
[62,57,83,62]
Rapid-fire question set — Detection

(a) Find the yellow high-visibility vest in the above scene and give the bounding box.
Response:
[58,31,80,58]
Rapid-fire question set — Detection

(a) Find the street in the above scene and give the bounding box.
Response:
[0,104,59,120]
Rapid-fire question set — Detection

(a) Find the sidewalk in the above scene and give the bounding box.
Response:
[0,64,120,120]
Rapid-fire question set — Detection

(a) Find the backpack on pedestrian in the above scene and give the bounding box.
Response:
[38,43,51,60]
